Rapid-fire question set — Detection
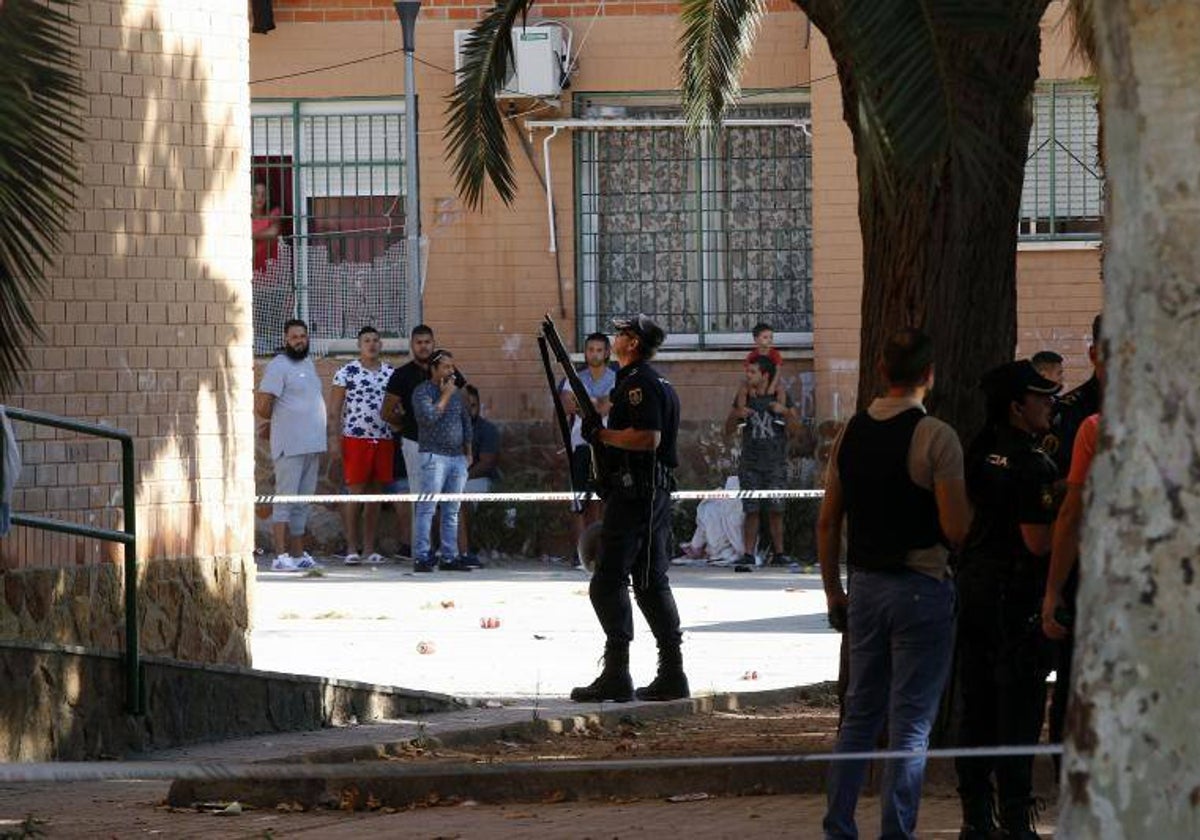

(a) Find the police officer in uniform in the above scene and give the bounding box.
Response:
[570,314,689,703]
[1040,314,1101,758]
[954,360,1061,840]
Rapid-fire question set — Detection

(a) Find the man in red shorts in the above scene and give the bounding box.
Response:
[329,326,395,565]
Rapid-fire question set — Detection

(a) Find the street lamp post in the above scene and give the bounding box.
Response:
[394,0,423,326]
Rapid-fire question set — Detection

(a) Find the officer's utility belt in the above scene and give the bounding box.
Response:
[602,450,675,499]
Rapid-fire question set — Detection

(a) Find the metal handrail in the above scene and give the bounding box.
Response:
[3,406,141,715]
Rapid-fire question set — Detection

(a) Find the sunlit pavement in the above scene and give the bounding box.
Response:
[251,558,841,699]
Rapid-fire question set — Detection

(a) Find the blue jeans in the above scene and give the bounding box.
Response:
[823,569,956,840]
[412,452,468,562]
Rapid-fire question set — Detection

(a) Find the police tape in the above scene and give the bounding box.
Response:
[0,743,1061,784]
[256,489,827,505]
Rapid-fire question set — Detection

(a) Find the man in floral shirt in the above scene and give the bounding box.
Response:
[329,326,395,565]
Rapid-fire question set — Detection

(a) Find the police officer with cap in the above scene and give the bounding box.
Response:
[954,359,1061,840]
[570,313,689,703]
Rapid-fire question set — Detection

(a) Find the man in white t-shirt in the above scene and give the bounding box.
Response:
[560,332,616,563]
[255,319,327,571]
[329,326,395,565]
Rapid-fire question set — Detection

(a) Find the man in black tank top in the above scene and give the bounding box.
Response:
[817,328,972,840]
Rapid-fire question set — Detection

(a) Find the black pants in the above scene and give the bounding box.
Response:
[589,489,681,650]
[954,558,1053,804]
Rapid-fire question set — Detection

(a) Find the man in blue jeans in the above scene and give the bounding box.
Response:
[411,348,472,572]
[817,328,972,839]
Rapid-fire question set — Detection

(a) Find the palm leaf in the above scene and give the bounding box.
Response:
[0,0,82,396]
[445,0,538,209]
[678,0,768,129]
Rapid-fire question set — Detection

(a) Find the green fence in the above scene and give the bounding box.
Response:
[5,407,141,715]
[1020,83,1103,240]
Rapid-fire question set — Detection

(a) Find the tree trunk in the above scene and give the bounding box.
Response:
[802,2,1048,438]
[1058,2,1200,835]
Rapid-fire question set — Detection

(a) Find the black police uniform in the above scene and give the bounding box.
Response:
[955,423,1059,827]
[1044,375,1101,476]
[591,359,682,654]
[1040,373,1100,751]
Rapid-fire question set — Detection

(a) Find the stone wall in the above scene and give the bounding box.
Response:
[0,641,461,761]
[0,557,254,665]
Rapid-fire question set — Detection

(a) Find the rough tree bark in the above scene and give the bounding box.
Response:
[1058,1,1200,836]
[801,1,1049,438]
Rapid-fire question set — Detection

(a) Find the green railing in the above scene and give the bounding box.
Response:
[4,407,141,715]
[1019,83,1103,241]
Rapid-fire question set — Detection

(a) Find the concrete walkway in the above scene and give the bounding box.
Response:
[250,557,842,699]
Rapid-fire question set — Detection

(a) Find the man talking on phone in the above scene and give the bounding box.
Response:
[817,328,971,839]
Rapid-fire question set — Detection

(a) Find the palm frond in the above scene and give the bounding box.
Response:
[0,0,82,396]
[445,0,538,209]
[806,0,1045,210]
[678,0,768,130]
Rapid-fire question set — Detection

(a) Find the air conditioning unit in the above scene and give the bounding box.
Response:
[454,24,569,99]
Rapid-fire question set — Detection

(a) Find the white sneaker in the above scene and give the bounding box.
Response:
[295,553,322,569]
[364,553,386,565]
[272,554,300,571]
[344,553,362,566]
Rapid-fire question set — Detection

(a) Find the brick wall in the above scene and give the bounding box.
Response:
[1,0,255,664]
[271,0,797,25]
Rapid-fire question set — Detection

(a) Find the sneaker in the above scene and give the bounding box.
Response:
[364,553,387,565]
[271,554,299,571]
[735,553,756,568]
[458,552,482,568]
[294,553,322,570]
[438,556,472,572]
[343,553,362,566]
[770,553,794,567]
[413,558,436,573]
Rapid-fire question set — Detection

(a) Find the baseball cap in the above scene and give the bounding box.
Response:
[980,359,1062,402]
[611,313,666,350]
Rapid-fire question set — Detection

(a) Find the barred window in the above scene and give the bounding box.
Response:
[575,98,813,348]
[1020,83,1102,240]
[249,100,417,355]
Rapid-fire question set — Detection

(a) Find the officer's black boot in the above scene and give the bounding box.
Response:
[570,643,634,703]
[958,793,1001,840]
[998,798,1043,840]
[635,646,690,701]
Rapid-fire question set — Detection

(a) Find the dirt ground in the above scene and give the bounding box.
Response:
[0,692,1059,838]
[412,697,842,766]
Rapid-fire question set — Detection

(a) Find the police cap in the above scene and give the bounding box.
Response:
[612,313,666,351]
[980,359,1063,403]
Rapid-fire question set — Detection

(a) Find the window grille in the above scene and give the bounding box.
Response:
[575,99,813,348]
[1020,83,1103,240]
[249,100,416,354]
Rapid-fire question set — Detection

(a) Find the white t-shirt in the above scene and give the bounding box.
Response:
[260,355,327,460]
[561,365,616,449]
[332,360,395,440]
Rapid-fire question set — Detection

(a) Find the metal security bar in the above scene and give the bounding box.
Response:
[4,407,141,715]
[1020,83,1103,240]
[250,101,415,354]
[575,101,813,348]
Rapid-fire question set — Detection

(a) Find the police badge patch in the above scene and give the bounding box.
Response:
[628,387,643,406]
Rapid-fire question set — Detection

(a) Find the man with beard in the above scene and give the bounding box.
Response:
[256,319,326,571]
[381,324,437,554]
